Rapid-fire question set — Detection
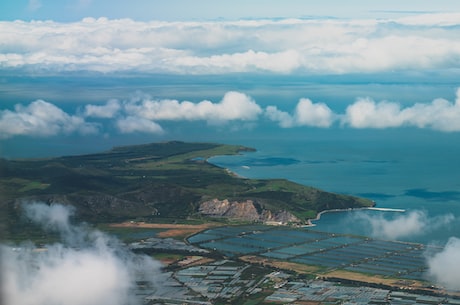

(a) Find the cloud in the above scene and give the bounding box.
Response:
[24,203,75,234]
[350,210,454,240]
[0,100,99,139]
[426,237,460,290]
[0,92,262,139]
[116,116,164,134]
[343,88,460,131]
[1,202,162,305]
[343,98,405,128]
[1,14,460,74]
[84,99,121,118]
[171,49,303,74]
[5,89,460,139]
[124,91,262,125]
[265,98,334,128]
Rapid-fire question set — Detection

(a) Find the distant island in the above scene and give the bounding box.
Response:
[0,141,373,240]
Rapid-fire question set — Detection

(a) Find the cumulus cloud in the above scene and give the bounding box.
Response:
[2,14,460,74]
[343,88,460,131]
[351,210,454,240]
[1,202,162,305]
[426,237,460,290]
[266,98,334,128]
[0,92,263,138]
[84,99,121,118]
[0,100,99,139]
[5,89,460,139]
[116,116,164,134]
[124,91,262,125]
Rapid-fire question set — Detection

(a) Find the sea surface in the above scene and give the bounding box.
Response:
[209,128,460,245]
[2,75,460,245]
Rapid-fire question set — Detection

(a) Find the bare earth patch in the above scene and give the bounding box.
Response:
[109,221,220,238]
[240,255,320,274]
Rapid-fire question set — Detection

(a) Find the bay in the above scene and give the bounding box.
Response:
[209,128,460,245]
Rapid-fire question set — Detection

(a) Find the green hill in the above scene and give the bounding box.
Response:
[1,141,373,239]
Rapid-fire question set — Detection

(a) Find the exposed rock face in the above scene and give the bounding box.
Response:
[199,198,300,224]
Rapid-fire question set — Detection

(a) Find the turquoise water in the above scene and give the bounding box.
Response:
[209,128,460,245]
[3,76,460,245]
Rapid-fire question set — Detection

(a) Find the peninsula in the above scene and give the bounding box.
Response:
[1,141,373,240]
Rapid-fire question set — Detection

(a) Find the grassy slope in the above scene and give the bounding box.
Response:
[1,141,373,239]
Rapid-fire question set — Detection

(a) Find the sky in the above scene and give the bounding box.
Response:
[1,1,460,140]
[2,3,460,140]
[3,0,460,296]
[2,0,460,22]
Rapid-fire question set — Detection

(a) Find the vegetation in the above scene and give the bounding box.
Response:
[1,141,373,240]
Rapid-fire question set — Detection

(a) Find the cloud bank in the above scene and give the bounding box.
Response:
[351,210,454,240]
[2,14,460,74]
[1,202,161,305]
[4,89,460,138]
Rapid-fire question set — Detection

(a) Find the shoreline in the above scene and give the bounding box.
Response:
[304,206,406,227]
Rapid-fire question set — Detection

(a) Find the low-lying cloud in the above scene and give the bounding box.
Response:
[0,100,99,139]
[3,89,460,139]
[351,210,454,240]
[426,237,460,290]
[84,99,121,119]
[123,91,262,124]
[265,98,335,128]
[1,202,162,305]
[343,88,460,131]
[2,14,460,74]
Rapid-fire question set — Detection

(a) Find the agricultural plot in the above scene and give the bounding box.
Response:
[188,225,439,282]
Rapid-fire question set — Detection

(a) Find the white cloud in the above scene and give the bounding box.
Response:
[295,98,335,128]
[84,99,121,118]
[343,98,404,128]
[397,13,460,26]
[124,91,262,124]
[0,100,99,139]
[265,98,334,128]
[343,89,460,131]
[1,202,162,305]
[171,49,303,73]
[24,203,75,234]
[1,15,460,74]
[116,116,164,134]
[351,210,454,240]
[4,89,460,139]
[426,237,460,290]
[265,106,295,128]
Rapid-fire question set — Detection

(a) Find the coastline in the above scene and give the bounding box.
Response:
[304,206,406,227]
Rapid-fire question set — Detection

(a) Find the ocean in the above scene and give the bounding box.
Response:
[209,128,460,245]
[2,75,460,245]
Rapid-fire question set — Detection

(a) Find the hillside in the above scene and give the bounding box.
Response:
[1,141,373,238]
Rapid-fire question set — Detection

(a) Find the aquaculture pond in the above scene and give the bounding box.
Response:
[188,225,440,282]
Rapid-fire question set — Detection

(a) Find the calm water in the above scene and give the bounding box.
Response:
[3,76,460,245]
[209,128,460,245]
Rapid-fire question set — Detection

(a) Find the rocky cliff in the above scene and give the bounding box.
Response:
[199,198,300,224]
